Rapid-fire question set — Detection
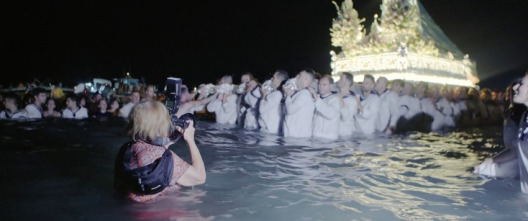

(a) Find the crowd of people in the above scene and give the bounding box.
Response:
[0,83,159,120]
[0,69,511,139]
[2,69,528,198]
[172,69,510,139]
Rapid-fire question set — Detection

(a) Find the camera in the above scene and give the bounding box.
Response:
[164,77,195,139]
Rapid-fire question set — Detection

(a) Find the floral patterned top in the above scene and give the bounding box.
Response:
[125,140,190,203]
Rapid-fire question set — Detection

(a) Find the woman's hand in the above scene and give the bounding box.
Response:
[175,120,195,142]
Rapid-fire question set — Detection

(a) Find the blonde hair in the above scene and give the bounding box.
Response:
[128,101,173,141]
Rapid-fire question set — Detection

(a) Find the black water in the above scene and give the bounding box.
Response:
[1,118,527,220]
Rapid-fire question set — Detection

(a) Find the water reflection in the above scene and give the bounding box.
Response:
[0,119,525,220]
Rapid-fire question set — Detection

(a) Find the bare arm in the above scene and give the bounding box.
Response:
[489,147,518,164]
[175,121,206,186]
[176,93,218,117]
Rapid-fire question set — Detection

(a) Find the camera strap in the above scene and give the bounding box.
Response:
[120,142,174,195]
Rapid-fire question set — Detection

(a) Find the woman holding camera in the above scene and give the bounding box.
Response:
[114,101,206,203]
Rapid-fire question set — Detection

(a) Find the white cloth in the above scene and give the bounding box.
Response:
[519,137,528,193]
[62,107,88,119]
[284,88,315,138]
[338,94,358,137]
[355,92,381,135]
[452,99,467,117]
[476,117,521,179]
[376,90,399,131]
[243,87,261,130]
[438,98,455,127]
[25,103,43,119]
[0,110,26,120]
[477,158,519,178]
[258,90,283,134]
[312,93,340,140]
[119,102,135,118]
[422,98,453,131]
[398,95,420,120]
[207,94,238,124]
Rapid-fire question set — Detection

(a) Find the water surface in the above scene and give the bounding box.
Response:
[0,118,526,220]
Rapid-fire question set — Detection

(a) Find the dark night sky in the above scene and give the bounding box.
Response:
[3,0,528,90]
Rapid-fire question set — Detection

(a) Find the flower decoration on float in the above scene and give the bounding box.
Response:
[330,0,479,87]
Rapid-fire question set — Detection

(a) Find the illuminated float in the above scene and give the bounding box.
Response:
[330,0,479,87]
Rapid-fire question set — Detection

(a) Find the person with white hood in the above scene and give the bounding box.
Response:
[259,70,288,134]
[311,75,340,140]
[283,69,315,138]
[336,72,359,137]
[355,74,381,135]
[374,77,401,134]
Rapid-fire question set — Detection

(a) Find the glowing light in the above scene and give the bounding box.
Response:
[331,52,478,87]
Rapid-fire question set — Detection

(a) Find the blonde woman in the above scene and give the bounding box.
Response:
[114,101,206,203]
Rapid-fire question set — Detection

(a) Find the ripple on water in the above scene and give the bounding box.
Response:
[1,120,525,220]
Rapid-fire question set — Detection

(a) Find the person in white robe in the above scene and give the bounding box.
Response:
[439,85,456,127]
[259,70,288,134]
[207,88,238,125]
[414,82,435,132]
[336,72,358,137]
[374,77,401,134]
[1,93,27,120]
[25,88,47,119]
[62,94,88,119]
[355,75,381,135]
[119,91,141,118]
[452,86,470,126]
[175,84,218,117]
[423,85,453,131]
[243,80,262,130]
[397,82,419,119]
[236,73,253,126]
[283,69,315,138]
[311,75,340,140]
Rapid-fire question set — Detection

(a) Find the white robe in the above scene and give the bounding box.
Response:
[398,95,421,120]
[355,92,381,135]
[62,107,89,119]
[207,94,238,124]
[422,98,453,131]
[376,90,400,131]
[438,98,455,127]
[243,87,261,130]
[312,93,340,140]
[258,90,283,134]
[119,102,135,118]
[338,94,358,137]
[25,103,43,119]
[0,110,26,120]
[284,88,315,138]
